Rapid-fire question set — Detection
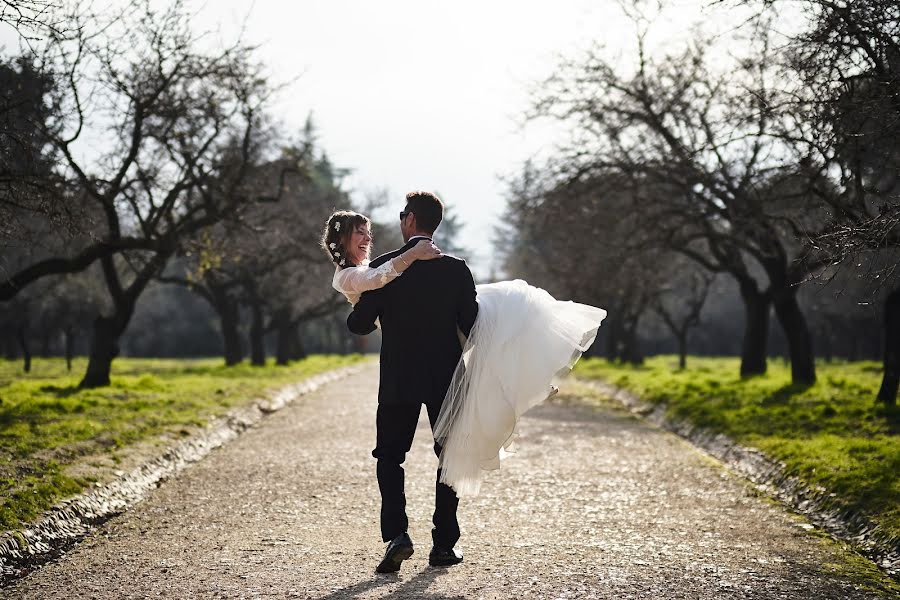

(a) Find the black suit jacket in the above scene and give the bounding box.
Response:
[347,237,479,406]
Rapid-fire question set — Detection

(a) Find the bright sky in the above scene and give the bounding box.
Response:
[1,0,760,278]
[205,0,635,278]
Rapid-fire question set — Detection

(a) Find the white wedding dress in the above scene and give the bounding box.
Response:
[333,261,607,497]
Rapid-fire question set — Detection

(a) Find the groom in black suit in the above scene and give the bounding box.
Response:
[347,191,478,573]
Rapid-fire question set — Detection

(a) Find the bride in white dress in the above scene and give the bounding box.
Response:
[324,210,607,497]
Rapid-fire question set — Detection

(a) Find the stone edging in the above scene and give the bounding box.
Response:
[578,378,900,581]
[0,362,367,587]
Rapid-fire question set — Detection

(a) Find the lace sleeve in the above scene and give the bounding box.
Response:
[332,258,403,299]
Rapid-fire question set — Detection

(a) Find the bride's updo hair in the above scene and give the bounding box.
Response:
[321,210,370,268]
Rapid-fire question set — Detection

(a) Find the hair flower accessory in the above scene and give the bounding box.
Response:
[334,251,340,258]
[329,243,336,249]
[340,258,345,266]
[334,221,341,232]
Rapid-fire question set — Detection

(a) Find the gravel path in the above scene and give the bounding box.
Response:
[4,363,890,599]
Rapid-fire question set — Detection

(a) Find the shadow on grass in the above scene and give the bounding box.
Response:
[760,382,814,406]
[739,372,769,382]
[37,385,82,398]
[878,404,900,433]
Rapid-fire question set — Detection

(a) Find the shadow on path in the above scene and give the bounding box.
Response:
[314,566,465,600]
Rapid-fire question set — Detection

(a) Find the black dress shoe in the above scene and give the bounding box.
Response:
[428,545,463,567]
[376,532,414,573]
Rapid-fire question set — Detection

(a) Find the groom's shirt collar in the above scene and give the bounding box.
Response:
[403,235,432,250]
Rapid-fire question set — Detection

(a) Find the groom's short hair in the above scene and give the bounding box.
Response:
[405,191,443,234]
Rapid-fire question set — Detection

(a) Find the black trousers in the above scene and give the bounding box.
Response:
[371,399,460,549]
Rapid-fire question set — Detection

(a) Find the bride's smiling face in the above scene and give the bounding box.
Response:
[346,224,373,265]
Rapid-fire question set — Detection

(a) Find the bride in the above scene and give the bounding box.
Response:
[324,208,606,497]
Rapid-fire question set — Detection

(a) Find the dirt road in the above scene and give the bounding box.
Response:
[4,363,889,599]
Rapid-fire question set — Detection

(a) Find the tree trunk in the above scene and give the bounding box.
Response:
[80,251,168,388]
[275,314,291,366]
[64,325,74,372]
[877,287,900,407]
[277,320,306,365]
[80,315,122,387]
[773,288,816,385]
[249,296,265,367]
[621,317,643,365]
[739,284,769,377]
[676,331,687,370]
[219,297,243,366]
[15,325,30,373]
[290,334,307,361]
[604,312,622,362]
[205,282,243,367]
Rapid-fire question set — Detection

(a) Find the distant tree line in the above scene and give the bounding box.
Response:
[501,0,899,405]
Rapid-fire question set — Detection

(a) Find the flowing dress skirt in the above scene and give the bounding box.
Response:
[433,279,607,496]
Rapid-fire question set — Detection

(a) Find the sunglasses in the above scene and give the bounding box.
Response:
[399,210,411,221]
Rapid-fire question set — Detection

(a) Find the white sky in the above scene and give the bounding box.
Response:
[1,0,760,278]
[205,0,748,278]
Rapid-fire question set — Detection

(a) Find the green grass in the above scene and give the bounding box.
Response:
[574,356,900,543]
[0,355,366,531]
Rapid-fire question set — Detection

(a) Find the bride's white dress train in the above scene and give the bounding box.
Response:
[433,279,607,497]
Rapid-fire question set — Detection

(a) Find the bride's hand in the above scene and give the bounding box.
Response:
[410,239,442,261]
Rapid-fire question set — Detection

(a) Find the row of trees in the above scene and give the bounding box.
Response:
[0,0,364,386]
[501,0,899,404]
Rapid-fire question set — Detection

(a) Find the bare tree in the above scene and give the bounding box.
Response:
[0,0,280,386]
[717,0,900,400]
[0,0,65,40]
[531,17,842,384]
[161,130,350,366]
[0,289,33,371]
[248,144,349,365]
[653,266,714,370]
[499,165,675,365]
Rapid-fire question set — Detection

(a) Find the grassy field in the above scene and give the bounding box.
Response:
[0,355,366,531]
[573,356,900,542]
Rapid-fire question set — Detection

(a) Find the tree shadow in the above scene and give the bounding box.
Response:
[760,382,814,406]
[878,403,900,433]
[312,565,466,600]
[37,384,82,397]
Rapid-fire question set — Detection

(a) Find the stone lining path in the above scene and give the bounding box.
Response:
[3,363,891,599]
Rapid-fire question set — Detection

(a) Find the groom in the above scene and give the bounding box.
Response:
[347,191,478,573]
